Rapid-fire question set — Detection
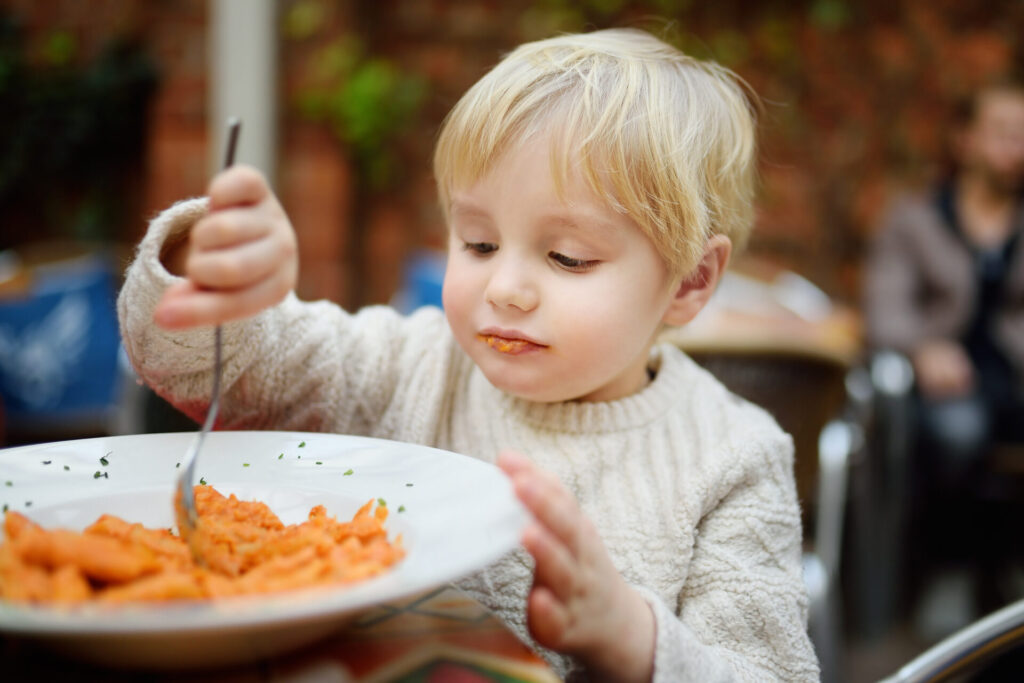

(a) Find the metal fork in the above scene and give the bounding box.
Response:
[175,117,241,554]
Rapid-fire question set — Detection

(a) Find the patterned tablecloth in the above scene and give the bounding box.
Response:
[2,586,561,682]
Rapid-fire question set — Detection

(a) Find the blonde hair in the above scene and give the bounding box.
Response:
[433,28,759,276]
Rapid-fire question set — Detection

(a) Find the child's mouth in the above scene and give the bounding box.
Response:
[477,334,546,355]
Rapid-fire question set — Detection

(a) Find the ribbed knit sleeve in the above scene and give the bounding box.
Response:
[640,432,818,682]
[117,198,462,441]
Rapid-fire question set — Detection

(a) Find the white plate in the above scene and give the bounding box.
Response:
[0,431,528,669]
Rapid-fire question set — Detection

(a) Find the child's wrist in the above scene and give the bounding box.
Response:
[582,585,656,682]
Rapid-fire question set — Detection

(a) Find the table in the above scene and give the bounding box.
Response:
[660,257,862,366]
[1,586,561,682]
[661,296,862,367]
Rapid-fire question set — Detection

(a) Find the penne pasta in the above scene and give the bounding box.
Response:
[0,486,403,605]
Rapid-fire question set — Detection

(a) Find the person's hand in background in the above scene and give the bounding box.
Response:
[912,339,975,398]
[155,165,298,330]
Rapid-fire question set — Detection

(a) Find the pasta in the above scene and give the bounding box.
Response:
[0,486,404,604]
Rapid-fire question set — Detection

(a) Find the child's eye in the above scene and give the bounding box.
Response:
[463,242,497,255]
[549,251,598,271]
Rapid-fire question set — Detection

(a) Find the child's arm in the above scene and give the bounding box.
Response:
[118,180,457,438]
[649,439,818,681]
[499,443,818,682]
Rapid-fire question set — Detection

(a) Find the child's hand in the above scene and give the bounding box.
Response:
[154,165,298,329]
[497,451,655,682]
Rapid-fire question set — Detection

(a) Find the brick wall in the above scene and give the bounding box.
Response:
[7,0,1024,308]
[0,0,210,249]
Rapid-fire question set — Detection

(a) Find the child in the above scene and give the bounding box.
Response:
[119,28,819,681]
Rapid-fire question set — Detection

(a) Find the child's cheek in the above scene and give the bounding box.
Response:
[442,274,475,340]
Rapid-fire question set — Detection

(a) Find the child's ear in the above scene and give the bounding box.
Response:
[662,235,732,326]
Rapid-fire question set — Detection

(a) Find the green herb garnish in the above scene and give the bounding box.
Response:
[405,483,413,487]
[4,481,10,487]
[243,463,250,467]
[176,462,180,468]
[42,460,52,465]
[398,505,406,513]
[100,453,110,466]
[63,465,70,471]
[278,453,284,459]
[315,461,322,465]
[25,501,32,507]
[343,469,354,476]
[298,441,306,448]
[377,498,387,507]
[2,503,7,512]
[200,477,207,485]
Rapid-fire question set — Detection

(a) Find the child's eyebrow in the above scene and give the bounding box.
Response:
[450,199,625,239]
[450,201,491,220]
[542,211,622,238]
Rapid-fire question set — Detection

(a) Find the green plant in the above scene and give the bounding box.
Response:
[0,12,158,246]
[285,0,429,306]
[295,35,427,192]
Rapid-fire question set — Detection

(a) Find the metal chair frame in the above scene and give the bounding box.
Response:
[880,597,1024,683]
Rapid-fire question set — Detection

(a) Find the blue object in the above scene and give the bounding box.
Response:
[391,248,446,313]
[0,251,121,426]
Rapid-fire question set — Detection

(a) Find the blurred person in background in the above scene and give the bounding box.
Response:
[864,80,1024,635]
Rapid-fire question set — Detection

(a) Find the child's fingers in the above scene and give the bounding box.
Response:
[154,281,205,329]
[191,208,273,251]
[154,285,254,329]
[522,523,575,602]
[499,454,589,556]
[512,469,582,553]
[155,280,194,312]
[207,165,269,211]
[187,236,295,291]
[527,585,570,651]
[154,269,292,329]
[496,449,533,475]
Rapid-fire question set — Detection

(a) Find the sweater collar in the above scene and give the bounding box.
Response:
[478,344,690,434]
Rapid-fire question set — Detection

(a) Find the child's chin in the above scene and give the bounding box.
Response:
[484,372,570,403]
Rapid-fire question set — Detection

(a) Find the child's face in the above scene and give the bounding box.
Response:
[442,136,680,403]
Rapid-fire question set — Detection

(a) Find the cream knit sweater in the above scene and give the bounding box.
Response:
[118,199,819,682]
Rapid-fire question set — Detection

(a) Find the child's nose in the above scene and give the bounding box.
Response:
[485,259,539,312]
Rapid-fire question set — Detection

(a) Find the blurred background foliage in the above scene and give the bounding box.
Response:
[0,10,157,247]
[288,30,427,193]
[1,0,1021,305]
[283,0,430,304]
[507,0,1024,297]
[274,0,1024,302]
